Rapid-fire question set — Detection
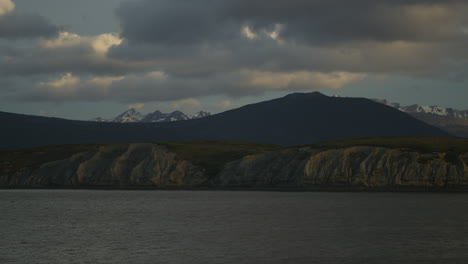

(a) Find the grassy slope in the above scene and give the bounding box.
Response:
[310,136,468,154]
[0,144,101,174]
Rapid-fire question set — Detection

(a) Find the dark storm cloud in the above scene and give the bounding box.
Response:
[108,33,468,80]
[116,0,468,45]
[0,36,149,77]
[10,0,468,103]
[0,13,59,39]
[116,0,234,45]
[227,0,468,43]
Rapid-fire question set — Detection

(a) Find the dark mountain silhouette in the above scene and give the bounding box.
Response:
[173,92,451,145]
[0,92,451,150]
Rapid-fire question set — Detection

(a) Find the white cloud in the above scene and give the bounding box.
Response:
[91,33,123,56]
[241,24,283,42]
[266,24,283,41]
[36,73,125,100]
[40,32,123,57]
[242,26,257,40]
[39,73,79,90]
[0,0,15,16]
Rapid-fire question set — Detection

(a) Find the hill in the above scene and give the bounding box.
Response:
[0,92,450,150]
[177,92,450,145]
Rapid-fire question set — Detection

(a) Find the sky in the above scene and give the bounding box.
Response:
[0,0,468,120]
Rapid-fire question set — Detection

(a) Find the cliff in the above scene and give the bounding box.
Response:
[217,146,468,189]
[1,140,468,190]
[0,144,206,188]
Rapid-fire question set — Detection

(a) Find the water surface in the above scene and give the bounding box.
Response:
[1,190,468,263]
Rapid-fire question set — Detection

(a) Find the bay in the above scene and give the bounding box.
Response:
[1,190,468,263]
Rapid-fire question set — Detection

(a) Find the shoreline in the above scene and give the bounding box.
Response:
[2,185,468,193]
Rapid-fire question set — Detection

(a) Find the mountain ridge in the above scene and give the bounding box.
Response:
[373,98,468,138]
[0,92,451,150]
[374,99,468,119]
[92,109,211,123]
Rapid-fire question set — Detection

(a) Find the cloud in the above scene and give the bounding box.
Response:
[116,0,468,45]
[0,0,59,39]
[0,0,15,16]
[243,71,366,90]
[39,72,80,90]
[0,31,149,76]
[21,70,365,103]
[25,73,125,101]
[40,32,123,57]
[108,0,468,80]
[0,13,59,39]
[6,0,468,105]
[241,26,257,40]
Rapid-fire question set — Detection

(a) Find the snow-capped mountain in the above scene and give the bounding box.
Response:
[188,111,211,119]
[111,108,144,123]
[400,105,468,119]
[374,99,468,119]
[93,109,211,123]
[140,110,167,122]
[141,110,190,122]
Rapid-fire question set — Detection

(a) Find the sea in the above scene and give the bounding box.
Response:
[1,190,468,264]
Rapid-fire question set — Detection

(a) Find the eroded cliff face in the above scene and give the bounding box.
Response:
[217,147,468,188]
[2,144,468,189]
[0,144,206,188]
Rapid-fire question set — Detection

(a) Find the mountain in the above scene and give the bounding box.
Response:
[97,109,212,123]
[374,99,468,138]
[178,92,450,145]
[401,105,468,118]
[188,111,211,119]
[142,110,189,122]
[0,92,450,150]
[140,110,175,122]
[111,108,144,123]
[374,99,468,119]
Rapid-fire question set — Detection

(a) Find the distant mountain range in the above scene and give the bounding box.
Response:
[373,99,468,138]
[0,92,450,150]
[91,109,211,123]
[374,99,468,119]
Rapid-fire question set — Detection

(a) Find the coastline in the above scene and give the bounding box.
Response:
[2,185,468,193]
